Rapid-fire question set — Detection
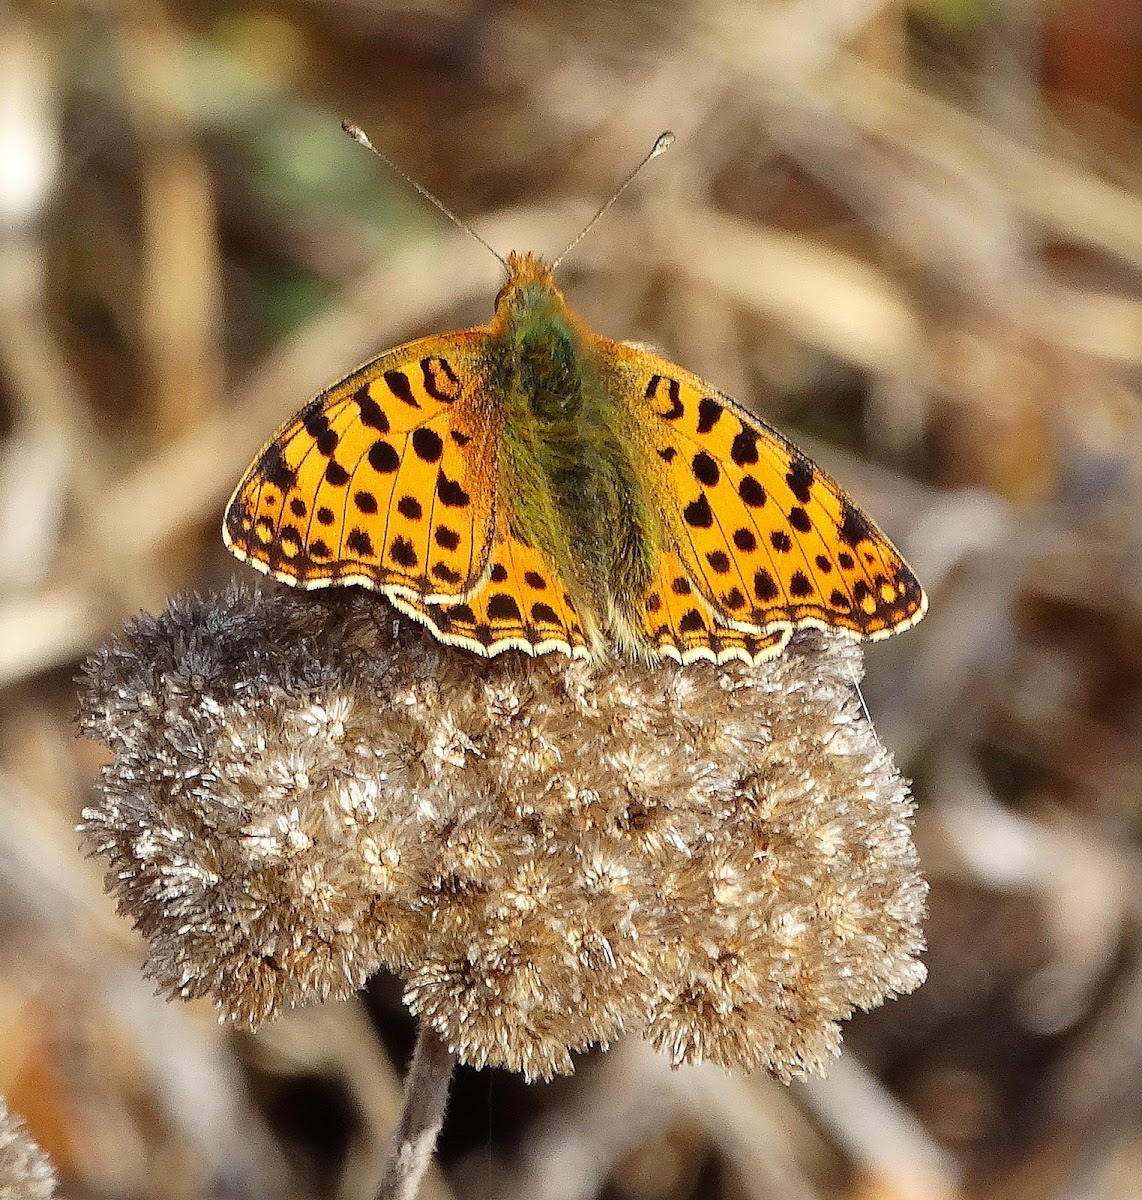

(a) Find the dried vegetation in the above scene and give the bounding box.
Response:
[1,1,1141,1198]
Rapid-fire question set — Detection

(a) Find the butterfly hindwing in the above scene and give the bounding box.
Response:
[638,548,788,665]
[390,532,595,658]
[609,343,927,647]
[224,332,502,603]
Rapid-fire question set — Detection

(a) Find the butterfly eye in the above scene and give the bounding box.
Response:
[493,279,515,310]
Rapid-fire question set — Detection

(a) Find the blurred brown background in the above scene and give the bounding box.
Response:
[3,0,1142,1197]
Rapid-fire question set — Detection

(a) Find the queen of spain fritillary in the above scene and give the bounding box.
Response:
[224,242,926,666]
[226,125,925,666]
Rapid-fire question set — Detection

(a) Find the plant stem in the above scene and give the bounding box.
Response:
[373,1023,457,1200]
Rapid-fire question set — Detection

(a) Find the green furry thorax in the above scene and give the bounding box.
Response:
[492,285,656,610]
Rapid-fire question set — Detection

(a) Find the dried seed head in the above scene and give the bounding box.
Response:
[0,1098,57,1200]
[80,586,926,1081]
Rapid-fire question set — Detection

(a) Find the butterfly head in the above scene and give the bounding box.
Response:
[492,252,574,330]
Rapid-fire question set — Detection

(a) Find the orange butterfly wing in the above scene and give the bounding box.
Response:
[390,532,597,659]
[636,548,788,665]
[607,343,927,652]
[224,333,501,604]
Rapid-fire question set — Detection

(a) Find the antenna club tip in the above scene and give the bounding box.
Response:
[651,131,676,157]
[342,121,371,148]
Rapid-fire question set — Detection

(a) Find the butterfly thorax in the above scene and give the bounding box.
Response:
[489,254,657,641]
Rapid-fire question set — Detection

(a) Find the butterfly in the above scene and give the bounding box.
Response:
[224,244,926,666]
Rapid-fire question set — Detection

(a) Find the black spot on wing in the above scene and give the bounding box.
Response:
[412,427,444,463]
[754,569,779,602]
[397,495,422,520]
[646,374,684,420]
[679,610,705,633]
[487,594,522,621]
[352,385,389,432]
[346,528,375,556]
[389,536,418,567]
[788,506,812,533]
[368,440,400,474]
[420,356,462,402]
[696,398,723,434]
[739,476,767,507]
[303,408,335,454]
[789,570,813,598]
[683,494,714,528]
[324,460,350,487]
[432,563,462,584]
[384,370,419,408]
[259,443,296,491]
[786,457,814,503]
[839,501,874,548]
[691,452,719,487]
[437,472,470,507]
[731,427,759,466]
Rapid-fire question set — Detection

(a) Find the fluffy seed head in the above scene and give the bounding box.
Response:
[0,1098,57,1200]
[79,586,926,1081]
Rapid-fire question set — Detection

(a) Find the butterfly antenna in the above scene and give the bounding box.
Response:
[551,131,675,271]
[342,121,509,271]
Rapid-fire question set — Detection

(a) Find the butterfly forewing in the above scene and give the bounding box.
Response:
[611,343,927,645]
[224,332,501,603]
